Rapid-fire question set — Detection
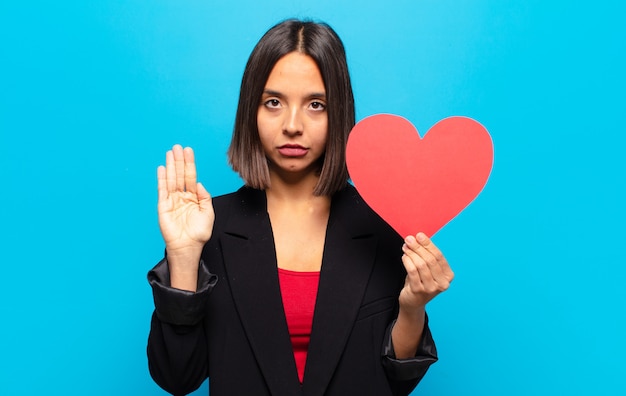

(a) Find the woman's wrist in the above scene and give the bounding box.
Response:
[392,305,426,359]
[167,248,202,292]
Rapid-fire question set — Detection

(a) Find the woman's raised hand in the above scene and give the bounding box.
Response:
[157,145,214,290]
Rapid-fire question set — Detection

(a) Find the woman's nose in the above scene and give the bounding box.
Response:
[283,106,303,135]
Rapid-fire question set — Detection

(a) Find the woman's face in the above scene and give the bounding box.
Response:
[257,51,328,180]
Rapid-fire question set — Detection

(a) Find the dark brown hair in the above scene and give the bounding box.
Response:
[227,19,355,196]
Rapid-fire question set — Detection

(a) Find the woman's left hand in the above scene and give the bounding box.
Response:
[399,232,454,311]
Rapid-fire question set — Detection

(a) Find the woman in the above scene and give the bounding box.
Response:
[147,19,453,396]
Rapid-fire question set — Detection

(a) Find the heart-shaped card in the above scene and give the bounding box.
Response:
[346,114,493,237]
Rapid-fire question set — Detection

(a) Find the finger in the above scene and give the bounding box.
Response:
[157,165,168,202]
[404,235,438,267]
[403,237,450,289]
[401,253,422,288]
[415,233,445,263]
[415,233,454,281]
[172,144,185,191]
[401,245,434,286]
[196,182,212,203]
[183,147,197,195]
[402,250,451,301]
[165,150,176,192]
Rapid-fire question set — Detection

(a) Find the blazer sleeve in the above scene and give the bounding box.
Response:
[381,315,438,394]
[146,258,218,396]
[148,258,217,325]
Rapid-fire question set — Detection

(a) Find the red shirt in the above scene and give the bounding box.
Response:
[277,268,320,384]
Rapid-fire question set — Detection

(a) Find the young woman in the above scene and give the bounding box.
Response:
[147,19,454,396]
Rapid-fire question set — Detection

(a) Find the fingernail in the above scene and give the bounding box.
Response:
[416,233,427,243]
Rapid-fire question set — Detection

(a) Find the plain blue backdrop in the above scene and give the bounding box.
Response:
[1,1,624,395]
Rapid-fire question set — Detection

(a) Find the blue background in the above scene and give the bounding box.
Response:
[1,1,624,395]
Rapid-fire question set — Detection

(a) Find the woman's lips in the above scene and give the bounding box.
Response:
[277,144,308,157]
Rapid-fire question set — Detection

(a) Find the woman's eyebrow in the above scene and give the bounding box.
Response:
[307,92,327,99]
[262,89,326,99]
[262,89,282,97]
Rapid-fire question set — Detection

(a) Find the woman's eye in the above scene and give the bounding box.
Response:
[264,99,281,108]
[309,101,326,111]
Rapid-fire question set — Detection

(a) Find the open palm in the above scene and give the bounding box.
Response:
[157,145,214,254]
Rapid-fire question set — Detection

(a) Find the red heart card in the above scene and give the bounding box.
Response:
[346,114,493,237]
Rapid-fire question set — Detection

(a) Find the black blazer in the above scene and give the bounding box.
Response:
[148,185,437,396]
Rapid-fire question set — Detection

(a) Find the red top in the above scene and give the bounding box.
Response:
[277,268,320,384]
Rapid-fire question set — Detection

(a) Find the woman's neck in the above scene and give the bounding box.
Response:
[265,171,330,219]
[266,171,331,273]
[265,167,323,203]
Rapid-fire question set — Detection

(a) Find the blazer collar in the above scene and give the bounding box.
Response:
[221,186,379,396]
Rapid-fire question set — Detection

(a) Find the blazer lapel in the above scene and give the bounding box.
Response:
[220,188,303,396]
[302,186,379,396]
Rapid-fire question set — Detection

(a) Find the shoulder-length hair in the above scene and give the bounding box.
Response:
[227,19,355,196]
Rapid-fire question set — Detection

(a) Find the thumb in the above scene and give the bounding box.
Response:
[196,182,213,207]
